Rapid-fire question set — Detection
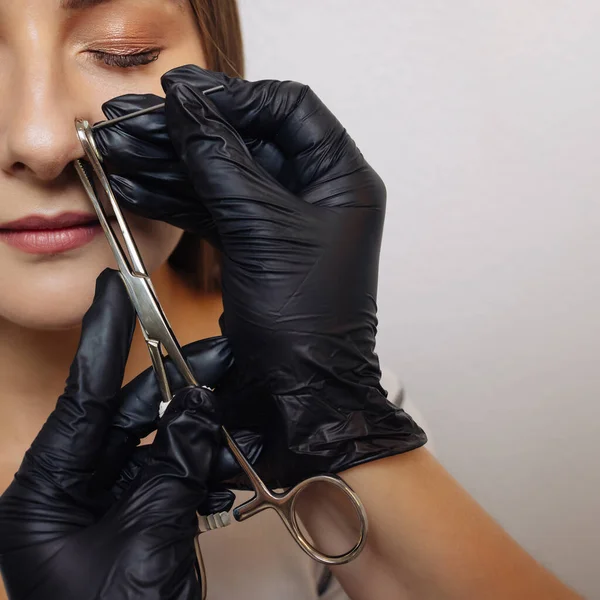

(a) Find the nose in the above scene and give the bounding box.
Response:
[0,61,82,182]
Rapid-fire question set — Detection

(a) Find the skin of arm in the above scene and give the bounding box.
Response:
[298,448,583,600]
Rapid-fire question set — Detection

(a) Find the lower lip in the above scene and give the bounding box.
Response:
[0,223,102,254]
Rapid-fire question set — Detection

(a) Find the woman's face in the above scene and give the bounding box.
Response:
[0,0,206,330]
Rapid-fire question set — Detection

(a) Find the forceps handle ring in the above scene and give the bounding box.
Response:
[222,429,369,566]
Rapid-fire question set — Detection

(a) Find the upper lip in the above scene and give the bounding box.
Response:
[0,212,99,231]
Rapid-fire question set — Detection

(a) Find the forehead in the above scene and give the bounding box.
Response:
[0,0,197,50]
[0,0,186,14]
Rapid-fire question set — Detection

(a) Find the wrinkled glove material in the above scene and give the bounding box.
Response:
[96,65,427,488]
[0,271,234,599]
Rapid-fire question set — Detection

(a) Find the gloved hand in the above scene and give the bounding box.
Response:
[100,336,263,499]
[95,65,427,487]
[0,270,229,600]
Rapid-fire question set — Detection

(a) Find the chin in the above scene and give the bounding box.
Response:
[0,259,108,331]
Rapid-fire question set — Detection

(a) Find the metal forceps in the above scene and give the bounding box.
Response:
[72,95,369,578]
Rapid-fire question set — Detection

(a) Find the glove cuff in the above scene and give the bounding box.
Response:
[269,387,428,486]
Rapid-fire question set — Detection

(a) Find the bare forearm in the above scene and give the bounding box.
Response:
[301,449,581,600]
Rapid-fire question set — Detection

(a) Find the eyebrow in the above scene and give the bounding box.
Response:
[60,0,111,8]
[61,0,183,9]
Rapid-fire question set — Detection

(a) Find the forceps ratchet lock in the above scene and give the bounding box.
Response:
[73,87,369,597]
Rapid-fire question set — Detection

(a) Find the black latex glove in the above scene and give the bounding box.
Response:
[94,95,218,244]
[95,65,427,487]
[95,94,291,240]
[0,271,226,600]
[101,336,263,497]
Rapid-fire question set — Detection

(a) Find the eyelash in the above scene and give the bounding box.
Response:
[91,49,161,69]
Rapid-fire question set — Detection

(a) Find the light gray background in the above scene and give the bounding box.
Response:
[238,1,600,597]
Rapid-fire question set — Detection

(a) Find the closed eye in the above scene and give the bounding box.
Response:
[90,49,161,68]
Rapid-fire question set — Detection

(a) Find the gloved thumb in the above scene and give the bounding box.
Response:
[119,386,223,529]
[19,269,135,494]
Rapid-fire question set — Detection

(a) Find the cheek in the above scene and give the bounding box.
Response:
[0,246,111,330]
[0,220,183,330]
[130,214,184,273]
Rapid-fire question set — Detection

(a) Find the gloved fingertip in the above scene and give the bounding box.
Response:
[162,79,211,132]
[161,64,227,94]
[199,488,236,517]
[160,386,222,425]
[183,336,234,386]
[138,387,224,511]
[91,268,126,309]
[218,313,228,336]
[99,93,165,121]
[77,267,135,382]
[94,265,118,289]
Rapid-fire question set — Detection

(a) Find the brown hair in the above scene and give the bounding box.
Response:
[168,0,245,292]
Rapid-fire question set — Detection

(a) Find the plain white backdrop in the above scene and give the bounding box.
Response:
[237,1,600,597]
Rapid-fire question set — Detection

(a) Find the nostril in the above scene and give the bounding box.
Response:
[12,162,26,173]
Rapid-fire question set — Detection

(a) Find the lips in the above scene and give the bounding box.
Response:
[0,212,102,254]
